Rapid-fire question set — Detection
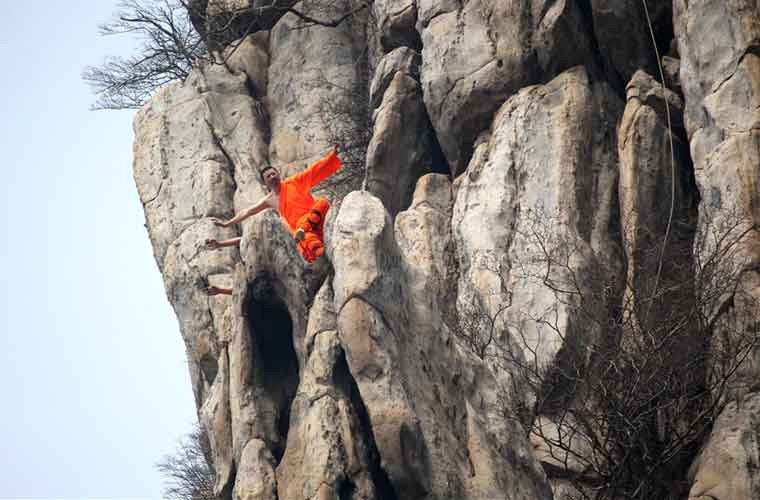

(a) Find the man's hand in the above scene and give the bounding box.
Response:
[210,217,229,228]
[205,238,221,250]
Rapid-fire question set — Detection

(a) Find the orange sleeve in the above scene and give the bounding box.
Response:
[291,150,343,189]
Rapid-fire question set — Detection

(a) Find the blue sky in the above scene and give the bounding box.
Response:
[1,2,197,498]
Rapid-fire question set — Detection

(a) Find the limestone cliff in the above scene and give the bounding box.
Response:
[133,1,760,499]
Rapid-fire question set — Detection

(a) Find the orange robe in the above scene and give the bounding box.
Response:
[278,150,343,262]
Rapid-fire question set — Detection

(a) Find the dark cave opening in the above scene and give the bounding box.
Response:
[245,277,299,463]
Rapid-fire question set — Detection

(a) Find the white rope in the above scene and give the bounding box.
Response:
[640,0,677,321]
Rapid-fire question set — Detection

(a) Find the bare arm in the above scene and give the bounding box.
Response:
[211,194,273,228]
[205,237,242,250]
[207,285,232,296]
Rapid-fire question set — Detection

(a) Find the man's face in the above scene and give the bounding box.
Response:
[263,167,280,188]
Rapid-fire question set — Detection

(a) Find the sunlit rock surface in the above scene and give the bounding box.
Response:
[133,1,760,498]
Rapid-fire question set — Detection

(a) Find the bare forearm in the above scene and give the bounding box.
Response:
[217,237,241,247]
[225,207,255,226]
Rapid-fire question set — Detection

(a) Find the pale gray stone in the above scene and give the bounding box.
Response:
[373,0,420,51]
[365,50,431,216]
[452,66,624,382]
[131,1,760,497]
[419,0,593,174]
[688,392,760,500]
[675,1,760,494]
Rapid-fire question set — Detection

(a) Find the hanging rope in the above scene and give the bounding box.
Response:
[640,0,678,321]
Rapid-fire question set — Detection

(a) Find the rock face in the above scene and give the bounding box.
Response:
[132,1,760,498]
[418,0,593,174]
[453,66,624,382]
[673,2,760,498]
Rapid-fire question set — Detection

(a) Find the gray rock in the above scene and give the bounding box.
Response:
[452,66,624,384]
[193,0,299,49]
[419,0,593,175]
[133,58,273,493]
[675,1,760,494]
[131,1,760,497]
[675,0,760,392]
[688,392,760,500]
[223,32,270,99]
[331,190,553,500]
[267,0,370,189]
[618,70,696,329]
[373,0,420,51]
[662,55,682,94]
[369,47,420,110]
[365,50,431,216]
[276,330,378,500]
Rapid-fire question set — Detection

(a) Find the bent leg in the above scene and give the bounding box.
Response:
[295,198,331,234]
[298,232,325,263]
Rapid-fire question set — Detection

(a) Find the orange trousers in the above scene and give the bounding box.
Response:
[295,198,330,263]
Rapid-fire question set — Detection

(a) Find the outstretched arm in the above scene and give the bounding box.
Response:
[207,285,232,296]
[205,237,242,250]
[290,147,343,188]
[210,194,273,228]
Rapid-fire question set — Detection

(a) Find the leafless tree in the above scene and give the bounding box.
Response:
[156,424,218,500]
[84,0,370,110]
[452,207,760,499]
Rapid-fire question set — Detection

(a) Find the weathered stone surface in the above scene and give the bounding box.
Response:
[267,0,369,186]
[368,47,420,109]
[192,0,298,48]
[419,0,593,174]
[331,191,553,500]
[365,49,431,216]
[662,55,682,94]
[276,330,378,500]
[132,1,760,497]
[618,70,696,326]
[199,343,234,496]
[233,438,278,500]
[676,0,759,389]
[373,0,420,51]
[675,2,760,494]
[452,66,624,381]
[688,392,760,500]
[133,58,275,492]
[223,32,270,99]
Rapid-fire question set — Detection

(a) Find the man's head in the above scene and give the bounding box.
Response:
[260,166,281,190]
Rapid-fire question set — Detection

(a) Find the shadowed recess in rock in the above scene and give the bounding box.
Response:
[333,348,399,500]
[245,277,299,463]
[427,119,450,176]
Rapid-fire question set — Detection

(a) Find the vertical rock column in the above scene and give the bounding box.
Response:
[365,47,432,216]
[675,1,760,498]
[618,70,698,336]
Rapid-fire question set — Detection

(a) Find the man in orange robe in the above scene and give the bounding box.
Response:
[208,147,343,267]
